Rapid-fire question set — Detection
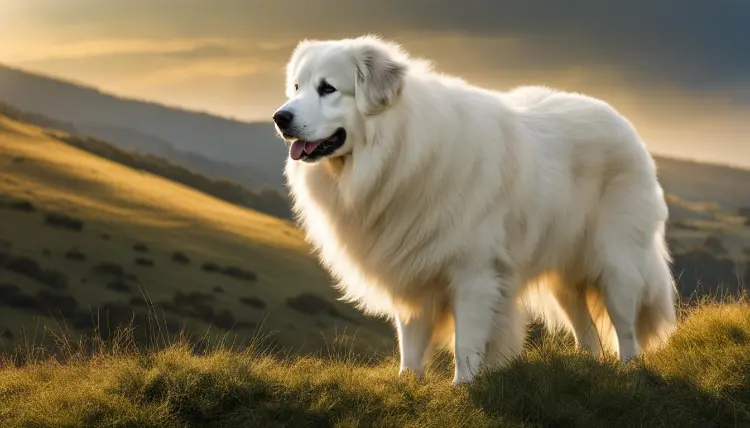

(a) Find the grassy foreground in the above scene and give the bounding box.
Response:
[0,300,749,427]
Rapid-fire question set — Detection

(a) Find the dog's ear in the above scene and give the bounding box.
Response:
[353,44,406,115]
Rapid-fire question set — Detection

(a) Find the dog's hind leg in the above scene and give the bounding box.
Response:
[553,283,604,356]
[395,306,435,378]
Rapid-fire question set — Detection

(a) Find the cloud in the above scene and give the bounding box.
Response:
[10,0,748,100]
[2,38,240,62]
[130,59,275,86]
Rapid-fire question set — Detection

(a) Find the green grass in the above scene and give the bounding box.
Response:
[0,114,393,355]
[0,300,748,427]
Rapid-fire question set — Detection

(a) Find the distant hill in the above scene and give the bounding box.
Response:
[0,114,392,354]
[655,155,750,214]
[0,102,291,220]
[0,64,288,191]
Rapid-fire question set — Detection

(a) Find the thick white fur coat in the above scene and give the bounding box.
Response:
[278,36,677,384]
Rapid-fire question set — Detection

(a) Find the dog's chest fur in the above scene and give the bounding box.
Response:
[286,159,474,316]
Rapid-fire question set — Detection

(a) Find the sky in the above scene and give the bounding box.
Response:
[1,0,749,167]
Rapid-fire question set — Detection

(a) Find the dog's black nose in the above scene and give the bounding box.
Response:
[273,110,294,130]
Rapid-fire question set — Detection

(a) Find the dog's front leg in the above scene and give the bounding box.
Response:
[451,264,517,385]
[395,308,434,378]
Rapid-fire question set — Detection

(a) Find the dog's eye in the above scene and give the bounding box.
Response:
[317,80,337,96]
[294,84,299,92]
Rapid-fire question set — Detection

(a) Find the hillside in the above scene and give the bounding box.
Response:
[0,65,287,190]
[0,102,291,219]
[0,114,393,355]
[0,299,748,427]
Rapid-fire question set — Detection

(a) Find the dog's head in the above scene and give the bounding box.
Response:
[273,36,408,163]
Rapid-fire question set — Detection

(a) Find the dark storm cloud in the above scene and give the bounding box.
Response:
[259,0,750,97]
[257,0,747,97]
[29,0,750,96]
[381,0,750,94]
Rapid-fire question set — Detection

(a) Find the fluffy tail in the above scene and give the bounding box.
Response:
[636,237,678,351]
[588,236,679,356]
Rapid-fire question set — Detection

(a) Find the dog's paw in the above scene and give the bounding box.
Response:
[451,374,474,386]
[398,367,425,379]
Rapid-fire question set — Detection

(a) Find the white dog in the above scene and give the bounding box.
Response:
[273,35,677,385]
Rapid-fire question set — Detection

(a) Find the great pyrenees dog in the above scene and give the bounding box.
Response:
[273,35,677,385]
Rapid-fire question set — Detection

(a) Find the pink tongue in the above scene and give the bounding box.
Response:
[290,141,306,160]
[289,141,323,160]
[305,141,322,153]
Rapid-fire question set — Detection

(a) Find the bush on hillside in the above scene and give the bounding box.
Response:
[92,262,125,276]
[36,269,69,290]
[1,199,35,212]
[239,296,266,309]
[4,256,41,278]
[44,212,84,231]
[286,292,355,323]
[221,266,257,282]
[201,262,221,273]
[134,257,154,267]
[106,280,131,293]
[64,248,87,261]
[171,252,191,265]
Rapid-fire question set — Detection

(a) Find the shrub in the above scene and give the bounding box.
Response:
[201,262,221,273]
[44,213,84,231]
[222,266,257,282]
[93,262,125,276]
[64,248,87,261]
[171,252,191,265]
[6,200,35,212]
[36,269,69,290]
[172,291,215,306]
[107,280,131,293]
[239,296,266,309]
[285,292,354,322]
[37,290,78,317]
[0,284,40,312]
[134,258,154,267]
[4,256,41,277]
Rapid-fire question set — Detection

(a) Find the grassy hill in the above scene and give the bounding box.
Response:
[50,131,292,220]
[0,65,286,190]
[0,298,748,427]
[0,101,279,193]
[0,114,393,355]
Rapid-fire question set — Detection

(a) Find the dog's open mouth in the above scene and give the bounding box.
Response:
[289,128,346,162]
